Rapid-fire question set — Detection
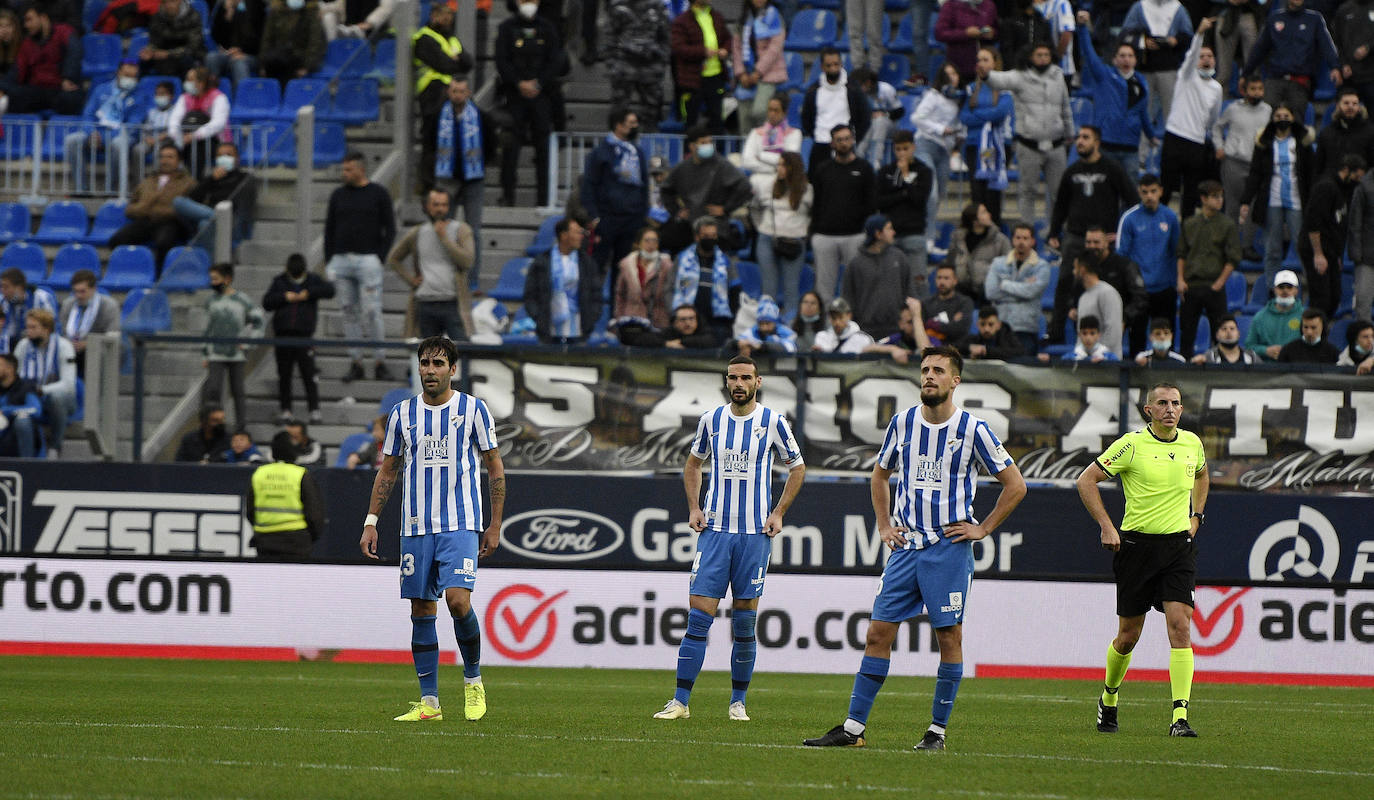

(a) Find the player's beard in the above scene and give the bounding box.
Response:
[920,386,950,407]
[731,386,757,408]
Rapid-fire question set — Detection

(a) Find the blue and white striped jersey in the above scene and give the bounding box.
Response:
[690,404,804,534]
[383,391,498,537]
[876,406,1014,549]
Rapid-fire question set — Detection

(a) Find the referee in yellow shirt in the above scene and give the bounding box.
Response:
[1076,382,1208,738]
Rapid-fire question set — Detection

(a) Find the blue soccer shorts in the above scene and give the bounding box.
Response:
[689,530,772,600]
[871,539,974,629]
[399,530,479,600]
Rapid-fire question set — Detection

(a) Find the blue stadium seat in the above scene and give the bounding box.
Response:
[0,114,40,160]
[33,201,90,244]
[502,307,538,344]
[780,51,806,93]
[334,431,375,467]
[84,202,129,245]
[318,38,371,78]
[1314,68,1338,103]
[897,92,920,131]
[302,122,347,166]
[788,92,805,128]
[379,387,411,417]
[1336,273,1356,318]
[0,241,46,286]
[367,38,397,81]
[47,243,101,290]
[232,78,282,123]
[525,216,562,256]
[1192,315,1211,354]
[82,33,122,80]
[878,53,910,87]
[125,29,150,58]
[1243,277,1269,314]
[121,287,172,333]
[1225,271,1248,311]
[784,10,837,52]
[1329,317,1352,350]
[240,121,295,166]
[40,117,92,162]
[157,246,212,292]
[1042,265,1058,310]
[735,261,762,299]
[491,256,533,301]
[884,0,910,9]
[886,14,914,54]
[84,0,108,33]
[189,0,211,32]
[799,262,815,295]
[277,78,331,120]
[322,79,380,125]
[1071,97,1094,129]
[101,244,157,292]
[0,202,30,243]
[1234,313,1253,344]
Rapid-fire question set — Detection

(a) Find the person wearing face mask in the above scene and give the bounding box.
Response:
[1133,316,1187,364]
[790,291,826,351]
[63,59,145,195]
[670,0,733,134]
[1314,88,1374,180]
[1277,308,1340,362]
[1244,269,1306,359]
[1212,75,1270,254]
[985,42,1075,226]
[672,217,740,345]
[258,0,327,87]
[207,0,263,90]
[605,0,669,132]
[496,0,565,205]
[201,263,264,431]
[1158,17,1221,216]
[415,1,474,193]
[1082,222,1149,353]
[387,188,475,341]
[141,0,207,77]
[108,142,197,267]
[1119,0,1194,128]
[1336,319,1374,371]
[1075,11,1163,180]
[135,81,178,167]
[262,253,336,424]
[1243,0,1341,116]
[1239,105,1313,292]
[10,310,77,458]
[166,66,231,177]
[658,125,753,254]
[1300,154,1366,317]
[57,270,121,378]
[1190,313,1257,364]
[613,227,674,346]
[582,107,649,279]
[801,48,872,168]
[174,141,259,246]
[177,403,231,462]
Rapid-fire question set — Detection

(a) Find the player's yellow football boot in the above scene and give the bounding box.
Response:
[464,681,487,721]
[394,700,442,721]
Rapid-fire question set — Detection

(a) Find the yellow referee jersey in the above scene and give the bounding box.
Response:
[1095,427,1205,534]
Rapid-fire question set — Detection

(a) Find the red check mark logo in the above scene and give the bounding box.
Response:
[485,584,568,661]
[1192,586,1250,657]
[502,591,567,642]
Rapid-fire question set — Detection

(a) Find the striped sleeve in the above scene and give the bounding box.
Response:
[690,411,712,459]
[382,402,405,457]
[876,413,902,470]
[971,419,1014,474]
[772,413,803,468]
[472,397,497,451]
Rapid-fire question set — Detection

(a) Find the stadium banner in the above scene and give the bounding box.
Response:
[2,462,1372,586]
[454,352,1374,493]
[1,558,1370,685]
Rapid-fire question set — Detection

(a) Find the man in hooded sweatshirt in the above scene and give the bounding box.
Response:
[841,214,922,341]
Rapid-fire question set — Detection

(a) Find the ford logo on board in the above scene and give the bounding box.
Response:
[500,509,625,562]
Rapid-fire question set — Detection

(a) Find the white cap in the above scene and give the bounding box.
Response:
[1274,269,1299,288]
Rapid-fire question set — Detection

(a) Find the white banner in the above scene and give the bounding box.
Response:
[1,558,1370,682]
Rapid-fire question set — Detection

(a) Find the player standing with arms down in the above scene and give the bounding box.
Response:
[654,355,806,722]
[805,346,1026,751]
[359,336,505,723]
[1076,382,1207,737]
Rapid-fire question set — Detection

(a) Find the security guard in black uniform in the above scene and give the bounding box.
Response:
[414,0,474,192]
[494,0,566,206]
[247,433,326,561]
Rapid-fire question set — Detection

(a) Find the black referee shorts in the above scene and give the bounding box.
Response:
[1113,531,1196,617]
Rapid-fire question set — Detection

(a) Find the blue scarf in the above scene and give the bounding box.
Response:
[549,250,581,337]
[673,245,731,319]
[435,101,484,182]
[19,336,61,385]
[607,134,643,187]
[974,107,1011,192]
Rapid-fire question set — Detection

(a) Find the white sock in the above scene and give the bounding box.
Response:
[464,675,482,686]
[929,723,946,736]
[422,694,439,708]
[843,718,865,736]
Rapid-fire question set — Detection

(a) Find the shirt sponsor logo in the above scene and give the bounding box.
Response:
[500,509,626,562]
[721,448,752,478]
[421,435,450,465]
[940,591,964,613]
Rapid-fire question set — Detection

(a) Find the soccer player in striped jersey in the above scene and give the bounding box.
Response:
[359,336,506,723]
[805,346,1026,751]
[654,355,806,722]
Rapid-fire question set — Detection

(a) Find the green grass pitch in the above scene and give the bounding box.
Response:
[3,657,1370,799]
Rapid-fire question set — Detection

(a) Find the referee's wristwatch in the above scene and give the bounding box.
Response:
[1191,512,1206,526]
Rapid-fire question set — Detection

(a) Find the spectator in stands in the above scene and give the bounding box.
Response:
[999,0,1050,69]
[202,262,263,430]
[1213,75,1269,258]
[175,402,230,462]
[524,217,603,343]
[866,301,933,362]
[1302,154,1366,317]
[737,295,798,355]
[1059,314,1119,362]
[875,130,934,292]
[1336,0,1374,110]
[1191,313,1257,364]
[1117,175,1179,353]
[12,310,76,457]
[813,297,875,354]
[663,304,718,349]
[1241,105,1313,292]
[613,227,674,346]
[801,48,872,168]
[1159,19,1220,216]
[808,123,875,305]
[173,140,259,245]
[843,0,883,70]
[934,0,997,79]
[959,305,1024,359]
[387,188,475,341]
[221,428,266,464]
[0,268,57,352]
[0,5,83,116]
[321,0,395,41]
[607,0,669,131]
[670,0,731,134]
[1075,12,1161,180]
[1243,0,1341,115]
[1047,126,1137,343]
[985,42,1074,226]
[64,58,144,196]
[167,66,231,177]
[658,125,752,253]
[853,67,901,171]
[740,93,801,174]
[263,253,335,424]
[431,77,492,290]
[732,0,786,136]
[790,291,825,351]
[135,81,177,167]
[1336,319,1374,371]
[345,414,387,468]
[905,0,938,86]
[949,202,1008,306]
[671,216,737,344]
[0,10,19,82]
[0,353,40,458]
[414,0,474,192]
[58,270,120,377]
[1245,269,1305,359]
[1075,254,1125,359]
[1349,161,1374,321]
[1081,224,1148,352]
[496,0,564,205]
[1177,180,1240,358]
[923,263,974,344]
[283,418,326,466]
[142,0,206,77]
[108,141,195,266]
[582,107,649,279]
[841,214,918,341]
[1133,316,1187,364]
[1278,308,1340,362]
[325,151,395,382]
[1215,1,1262,94]
[259,0,326,86]
[206,0,263,89]
[960,48,1014,225]
[910,63,965,236]
[1315,89,1374,181]
[985,222,1051,354]
[749,150,811,320]
[1119,0,1193,126]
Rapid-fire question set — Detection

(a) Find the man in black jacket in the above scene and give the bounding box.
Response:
[173,140,258,245]
[958,305,1025,360]
[875,130,934,297]
[1313,89,1374,179]
[801,48,872,169]
[809,123,876,304]
[175,403,230,462]
[1300,154,1365,317]
[1081,225,1148,351]
[496,0,567,206]
[523,218,603,342]
[263,253,336,425]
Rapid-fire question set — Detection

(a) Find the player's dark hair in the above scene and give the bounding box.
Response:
[210,262,234,279]
[891,129,914,145]
[1347,319,1374,348]
[1079,124,1102,142]
[417,335,459,365]
[1078,314,1101,332]
[1138,173,1161,188]
[1141,382,1182,421]
[685,124,711,144]
[70,269,98,289]
[830,122,853,139]
[1149,317,1172,333]
[1075,253,1099,274]
[270,431,298,462]
[727,354,758,376]
[1011,222,1035,239]
[555,216,575,237]
[1301,307,1328,335]
[1341,153,1367,173]
[1198,179,1223,197]
[935,263,956,275]
[921,345,964,376]
[819,46,842,63]
[978,304,999,319]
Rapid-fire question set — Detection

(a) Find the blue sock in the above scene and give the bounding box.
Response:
[845,655,890,726]
[411,615,439,698]
[932,661,964,728]
[674,608,714,705]
[454,609,481,680]
[729,610,757,705]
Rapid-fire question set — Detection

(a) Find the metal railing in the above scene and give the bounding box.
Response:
[546,132,747,212]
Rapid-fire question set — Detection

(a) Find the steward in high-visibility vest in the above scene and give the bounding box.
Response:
[247,433,325,560]
[414,0,474,190]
